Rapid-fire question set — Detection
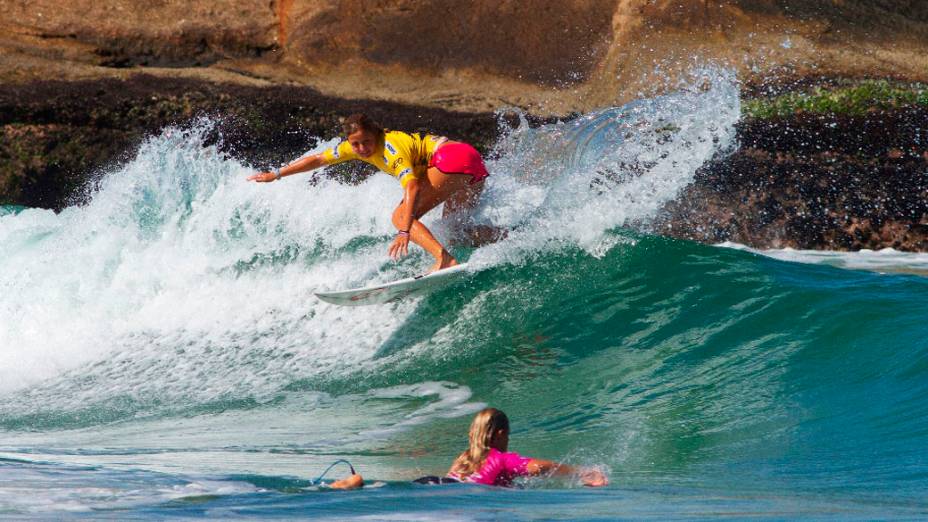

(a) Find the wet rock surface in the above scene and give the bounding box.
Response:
[655,108,928,251]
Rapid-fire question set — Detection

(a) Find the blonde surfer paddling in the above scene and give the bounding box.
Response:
[247,114,491,273]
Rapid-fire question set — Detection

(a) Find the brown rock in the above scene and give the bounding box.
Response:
[2,1,928,113]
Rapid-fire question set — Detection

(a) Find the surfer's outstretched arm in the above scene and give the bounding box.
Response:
[247,153,327,183]
[526,459,608,487]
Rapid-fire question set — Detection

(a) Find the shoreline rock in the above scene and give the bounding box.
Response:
[654,107,928,252]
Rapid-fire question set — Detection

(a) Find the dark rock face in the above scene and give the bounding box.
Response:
[655,108,928,251]
[0,76,500,210]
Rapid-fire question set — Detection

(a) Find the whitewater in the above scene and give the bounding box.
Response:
[1,68,927,519]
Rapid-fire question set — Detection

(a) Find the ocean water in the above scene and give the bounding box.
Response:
[2,68,927,519]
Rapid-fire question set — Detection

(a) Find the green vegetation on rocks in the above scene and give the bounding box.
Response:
[744,80,928,118]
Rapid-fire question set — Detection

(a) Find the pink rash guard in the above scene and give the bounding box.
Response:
[451,448,531,486]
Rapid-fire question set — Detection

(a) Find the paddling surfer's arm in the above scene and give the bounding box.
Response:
[388,177,420,259]
[526,459,608,487]
[246,153,327,183]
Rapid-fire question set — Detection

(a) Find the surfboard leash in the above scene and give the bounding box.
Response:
[311,459,357,485]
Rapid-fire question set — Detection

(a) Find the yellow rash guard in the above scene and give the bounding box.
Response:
[321,130,446,188]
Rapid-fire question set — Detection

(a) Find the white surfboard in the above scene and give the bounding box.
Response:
[315,264,471,306]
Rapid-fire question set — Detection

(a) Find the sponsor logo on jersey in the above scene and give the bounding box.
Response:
[382,155,389,166]
[398,167,412,179]
[385,141,397,155]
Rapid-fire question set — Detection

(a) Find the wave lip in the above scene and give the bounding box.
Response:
[718,241,928,275]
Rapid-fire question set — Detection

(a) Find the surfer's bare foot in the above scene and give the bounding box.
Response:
[428,251,458,274]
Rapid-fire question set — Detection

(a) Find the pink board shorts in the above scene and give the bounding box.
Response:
[429,143,490,184]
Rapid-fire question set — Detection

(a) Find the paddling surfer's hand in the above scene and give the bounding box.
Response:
[246,171,277,183]
[389,233,410,260]
[579,468,608,487]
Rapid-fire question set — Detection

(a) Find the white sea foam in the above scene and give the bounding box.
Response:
[470,66,740,268]
[0,127,418,403]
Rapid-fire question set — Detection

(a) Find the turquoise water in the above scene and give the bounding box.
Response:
[1,69,927,519]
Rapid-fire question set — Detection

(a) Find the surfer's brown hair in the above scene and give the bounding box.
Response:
[448,408,510,479]
[342,113,384,138]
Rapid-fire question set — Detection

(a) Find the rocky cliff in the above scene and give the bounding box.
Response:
[3,1,927,112]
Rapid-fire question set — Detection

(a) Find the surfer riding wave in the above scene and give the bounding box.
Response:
[248,114,499,273]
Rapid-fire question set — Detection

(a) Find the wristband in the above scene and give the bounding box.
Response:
[397,230,410,236]
[274,168,282,180]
